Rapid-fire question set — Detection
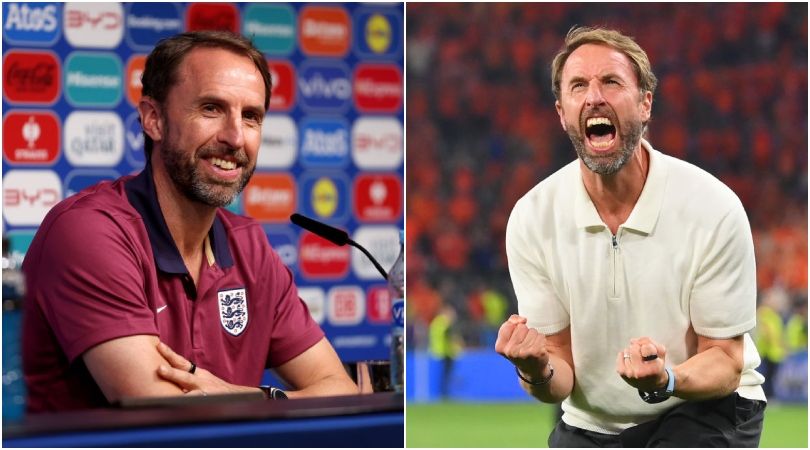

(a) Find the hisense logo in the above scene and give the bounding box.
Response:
[66,71,119,88]
[246,21,292,38]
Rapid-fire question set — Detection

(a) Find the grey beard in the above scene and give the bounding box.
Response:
[161,145,254,208]
[567,121,643,175]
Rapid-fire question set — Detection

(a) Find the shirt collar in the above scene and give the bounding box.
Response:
[574,139,668,235]
[124,164,234,274]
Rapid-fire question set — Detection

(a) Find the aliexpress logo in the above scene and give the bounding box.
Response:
[299,6,350,57]
[299,231,350,279]
[243,173,296,222]
[353,64,402,113]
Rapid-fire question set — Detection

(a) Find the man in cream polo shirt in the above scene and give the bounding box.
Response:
[495,27,766,447]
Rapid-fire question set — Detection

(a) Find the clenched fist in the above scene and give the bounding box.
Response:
[494,314,551,381]
[616,336,669,392]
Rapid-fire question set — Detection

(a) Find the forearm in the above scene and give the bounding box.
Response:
[519,354,574,403]
[284,373,358,399]
[673,346,742,401]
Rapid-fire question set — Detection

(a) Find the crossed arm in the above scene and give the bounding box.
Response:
[83,334,358,403]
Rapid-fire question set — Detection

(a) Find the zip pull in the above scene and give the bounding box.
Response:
[612,234,618,249]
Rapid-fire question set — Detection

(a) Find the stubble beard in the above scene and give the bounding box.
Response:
[565,115,644,176]
[160,129,255,208]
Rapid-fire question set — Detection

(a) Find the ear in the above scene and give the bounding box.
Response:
[555,100,567,131]
[138,96,164,144]
[639,91,652,123]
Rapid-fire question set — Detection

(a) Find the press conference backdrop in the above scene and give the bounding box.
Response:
[2,1,403,378]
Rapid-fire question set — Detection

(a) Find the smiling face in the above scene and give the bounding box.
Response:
[555,43,652,175]
[155,47,265,207]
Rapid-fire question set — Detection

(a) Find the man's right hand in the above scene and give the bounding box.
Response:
[494,314,551,381]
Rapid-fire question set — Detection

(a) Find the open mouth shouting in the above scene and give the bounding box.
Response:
[584,116,618,152]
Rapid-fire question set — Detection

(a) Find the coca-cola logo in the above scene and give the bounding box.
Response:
[186,3,239,33]
[3,50,60,104]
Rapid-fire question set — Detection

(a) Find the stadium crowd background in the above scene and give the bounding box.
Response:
[405,3,807,395]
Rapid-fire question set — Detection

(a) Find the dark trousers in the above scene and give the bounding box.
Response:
[548,393,766,448]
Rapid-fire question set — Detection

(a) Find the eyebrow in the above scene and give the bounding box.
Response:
[567,73,626,87]
[196,95,266,116]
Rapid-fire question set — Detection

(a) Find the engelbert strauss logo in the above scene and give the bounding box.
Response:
[218,288,248,336]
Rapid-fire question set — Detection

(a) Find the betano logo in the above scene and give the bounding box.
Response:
[243,173,296,222]
[64,52,122,107]
[354,64,402,112]
[299,6,350,57]
[2,50,60,105]
[63,2,123,48]
[299,232,350,279]
[3,111,60,165]
[3,169,62,226]
[3,2,60,46]
[243,4,295,54]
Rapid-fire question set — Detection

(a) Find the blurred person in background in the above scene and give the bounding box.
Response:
[755,287,789,398]
[496,26,765,447]
[21,31,356,413]
[429,304,463,399]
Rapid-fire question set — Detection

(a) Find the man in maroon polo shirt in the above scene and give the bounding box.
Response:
[22,31,358,412]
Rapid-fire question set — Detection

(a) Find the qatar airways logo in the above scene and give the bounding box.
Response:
[64,111,124,167]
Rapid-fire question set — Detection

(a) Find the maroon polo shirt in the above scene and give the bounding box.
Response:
[21,164,324,413]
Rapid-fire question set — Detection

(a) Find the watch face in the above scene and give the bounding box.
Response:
[272,388,288,400]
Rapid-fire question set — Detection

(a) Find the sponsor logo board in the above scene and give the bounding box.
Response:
[351,117,402,170]
[4,230,36,268]
[243,173,296,222]
[125,2,182,50]
[125,54,147,106]
[124,111,146,168]
[63,2,124,49]
[299,231,350,279]
[186,3,239,33]
[298,61,351,112]
[243,4,295,55]
[351,226,400,280]
[327,286,365,326]
[299,6,351,57]
[353,174,402,222]
[366,285,392,324]
[3,50,60,105]
[267,60,295,111]
[64,52,122,107]
[299,117,349,168]
[3,170,62,226]
[264,226,298,272]
[64,169,119,197]
[2,2,61,46]
[3,111,60,165]
[257,115,297,169]
[354,8,401,59]
[354,64,402,112]
[300,172,350,223]
[298,286,325,324]
[63,111,124,167]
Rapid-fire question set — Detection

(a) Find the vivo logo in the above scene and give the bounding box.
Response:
[299,74,350,99]
[298,63,351,112]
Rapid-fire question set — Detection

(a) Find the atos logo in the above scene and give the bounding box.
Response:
[264,227,298,272]
[267,60,295,111]
[64,2,123,49]
[244,4,295,55]
[352,226,400,280]
[300,173,350,223]
[354,8,401,59]
[125,54,146,107]
[3,50,60,105]
[353,174,402,222]
[299,6,351,57]
[3,111,60,165]
[64,169,119,198]
[299,117,349,168]
[351,117,402,170]
[243,173,296,222]
[2,3,61,46]
[298,287,325,324]
[64,111,124,167]
[327,286,365,326]
[3,170,62,226]
[125,3,182,50]
[299,232,350,280]
[125,111,146,168]
[354,64,403,112]
[257,115,297,169]
[366,285,392,324]
[186,3,239,33]
[64,52,122,107]
[298,62,351,112]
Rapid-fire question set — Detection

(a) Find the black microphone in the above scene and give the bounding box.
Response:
[290,213,389,280]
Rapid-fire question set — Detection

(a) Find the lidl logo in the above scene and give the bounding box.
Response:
[125,54,146,107]
[351,117,403,170]
[257,115,297,169]
[3,3,61,46]
[299,232,350,280]
[267,60,295,111]
[3,111,60,165]
[243,4,295,55]
[300,172,349,223]
[264,227,298,272]
[327,286,365,326]
[64,169,119,197]
[64,52,122,107]
[186,3,239,33]
[299,6,351,57]
[2,50,60,105]
[366,285,392,324]
[351,226,400,280]
[298,286,326,324]
[243,173,296,222]
[299,117,350,168]
[63,2,123,49]
[63,111,124,167]
[298,62,351,112]
[125,111,146,168]
[125,3,182,50]
[354,64,402,113]
[3,169,62,226]
[354,8,401,59]
[353,174,402,222]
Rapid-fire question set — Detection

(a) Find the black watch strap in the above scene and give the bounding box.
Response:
[259,385,288,400]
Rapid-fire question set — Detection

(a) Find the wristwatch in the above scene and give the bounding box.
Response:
[259,385,288,400]
[638,367,675,404]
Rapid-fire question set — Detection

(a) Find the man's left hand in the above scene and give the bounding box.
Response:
[616,337,668,392]
[155,342,261,397]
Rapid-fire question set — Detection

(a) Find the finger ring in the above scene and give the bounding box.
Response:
[201,390,208,397]
[189,361,197,374]
[623,353,631,360]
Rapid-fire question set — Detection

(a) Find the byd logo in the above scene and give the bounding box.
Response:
[63,2,123,48]
[3,170,62,226]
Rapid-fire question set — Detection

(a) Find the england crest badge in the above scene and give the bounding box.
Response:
[218,288,248,336]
